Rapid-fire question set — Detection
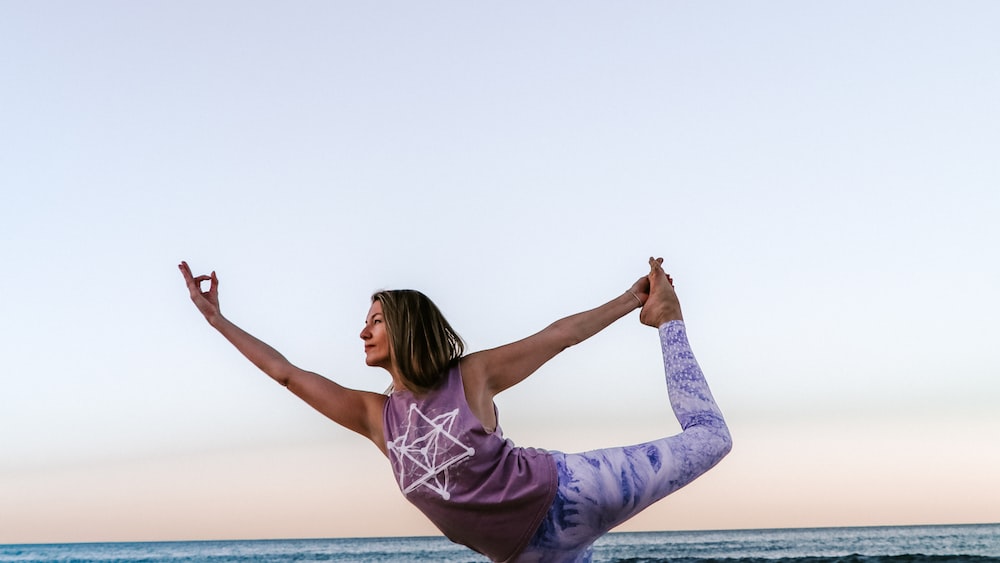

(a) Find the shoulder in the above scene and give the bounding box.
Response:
[458,353,486,387]
[457,354,500,432]
[458,353,492,403]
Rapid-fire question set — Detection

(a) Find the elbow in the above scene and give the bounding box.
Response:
[270,365,294,388]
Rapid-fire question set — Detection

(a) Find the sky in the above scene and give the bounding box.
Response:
[1,0,999,546]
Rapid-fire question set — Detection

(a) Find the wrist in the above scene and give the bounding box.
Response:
[206,311,226,328]
[626,290,643,309]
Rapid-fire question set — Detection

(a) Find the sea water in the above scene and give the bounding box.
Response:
[2,523,998,562]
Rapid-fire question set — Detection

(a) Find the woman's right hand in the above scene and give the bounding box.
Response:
[179,261,221,323]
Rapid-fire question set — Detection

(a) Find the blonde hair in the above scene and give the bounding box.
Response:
[372,290,465,392]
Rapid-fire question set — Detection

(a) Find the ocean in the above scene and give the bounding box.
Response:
[1,524,997,562]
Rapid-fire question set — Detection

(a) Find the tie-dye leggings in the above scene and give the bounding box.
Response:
[515,320,732,563]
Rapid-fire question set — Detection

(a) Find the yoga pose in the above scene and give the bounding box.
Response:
[179,257,731,562]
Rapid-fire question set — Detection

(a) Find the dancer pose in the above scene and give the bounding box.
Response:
[179,257,731,562]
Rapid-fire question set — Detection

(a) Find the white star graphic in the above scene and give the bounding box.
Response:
[388,404,475,500]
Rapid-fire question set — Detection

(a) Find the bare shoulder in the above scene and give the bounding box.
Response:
[458,352,490,397]
[458,353,498,432]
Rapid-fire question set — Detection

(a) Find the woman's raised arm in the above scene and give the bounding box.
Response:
[462,267,655,400]
[178,261,387,452]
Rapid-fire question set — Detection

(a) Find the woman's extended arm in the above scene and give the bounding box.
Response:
[462,272,652,399]
[178,262,387,452]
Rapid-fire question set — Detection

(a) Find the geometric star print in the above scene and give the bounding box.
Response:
[387,403,475,500]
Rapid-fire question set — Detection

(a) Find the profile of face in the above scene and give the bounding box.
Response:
[360,300,391,369]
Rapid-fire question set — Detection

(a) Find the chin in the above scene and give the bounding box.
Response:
[365,355,388,368]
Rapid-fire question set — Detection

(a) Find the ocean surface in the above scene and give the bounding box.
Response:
[1,524,997,562]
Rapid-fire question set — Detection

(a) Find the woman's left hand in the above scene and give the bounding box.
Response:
[629,275,651,307]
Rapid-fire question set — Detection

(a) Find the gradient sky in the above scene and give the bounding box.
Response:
[2,1,998,545]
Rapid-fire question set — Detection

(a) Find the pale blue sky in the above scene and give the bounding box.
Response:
[2,1,998,544]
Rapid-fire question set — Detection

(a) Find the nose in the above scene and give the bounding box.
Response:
[360,325,370,340]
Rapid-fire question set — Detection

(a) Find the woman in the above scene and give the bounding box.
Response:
[179,257,731,562]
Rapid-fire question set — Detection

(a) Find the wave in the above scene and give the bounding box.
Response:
[610,555,1000,563]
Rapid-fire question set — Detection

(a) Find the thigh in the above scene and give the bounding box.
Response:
[519,428,728,562]
[556,430,725,534]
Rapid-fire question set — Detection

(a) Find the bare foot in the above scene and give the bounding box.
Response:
[639,257,683,326]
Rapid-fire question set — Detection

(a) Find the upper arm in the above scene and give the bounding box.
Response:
[281,367,387,451]
[464,322,574,396]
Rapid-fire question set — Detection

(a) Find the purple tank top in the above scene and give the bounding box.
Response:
[383,363,556,561]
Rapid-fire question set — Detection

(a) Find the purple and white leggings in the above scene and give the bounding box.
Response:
[515,321,733,563]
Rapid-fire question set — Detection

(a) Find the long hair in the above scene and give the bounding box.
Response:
[372,289,465,392]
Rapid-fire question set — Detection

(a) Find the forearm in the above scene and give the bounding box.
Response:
[207,313,295,385]
[552,291,639,347]
[468,291,642,395]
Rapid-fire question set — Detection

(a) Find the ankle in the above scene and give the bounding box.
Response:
[640,305,682,327]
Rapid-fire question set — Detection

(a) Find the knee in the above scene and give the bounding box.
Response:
[714,425,733,461]
[689,418,732,466]
[706,414,733,462]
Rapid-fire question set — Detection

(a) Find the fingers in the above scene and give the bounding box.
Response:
[191,274,216,297]
[634,275,650,292]
[178,261,218,295]
[178,261,193,282]
[178,262,202,298]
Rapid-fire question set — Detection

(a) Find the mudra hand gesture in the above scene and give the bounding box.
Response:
[179,261,221,322]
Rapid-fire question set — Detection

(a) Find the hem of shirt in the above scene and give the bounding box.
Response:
[500,450,559,562]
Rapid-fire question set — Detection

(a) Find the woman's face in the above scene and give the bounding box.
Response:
[360,300,391,369]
